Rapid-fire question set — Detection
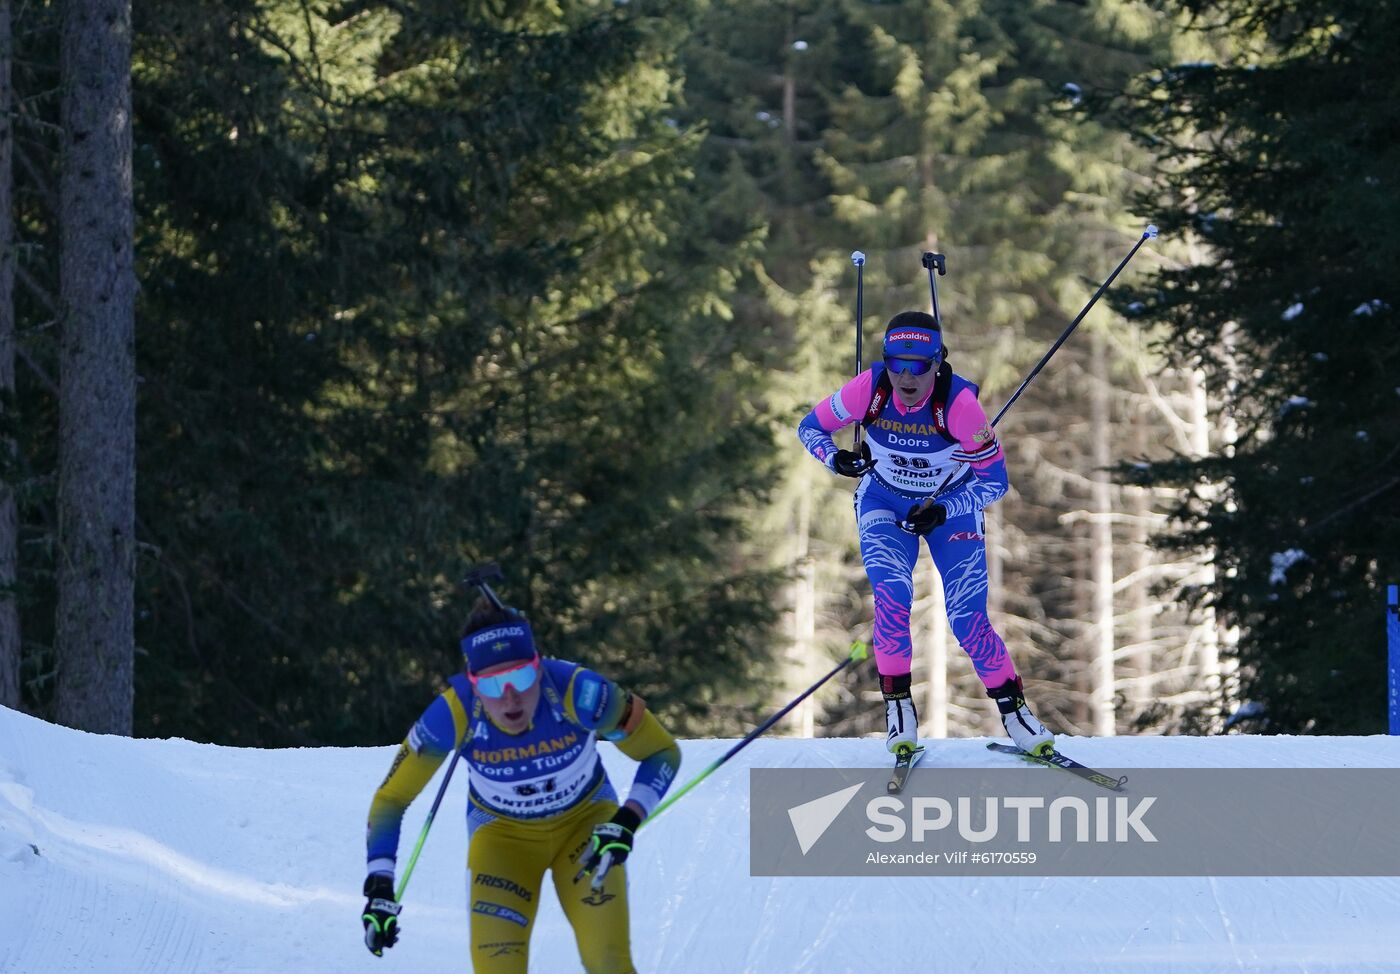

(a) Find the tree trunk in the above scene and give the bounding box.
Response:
[1187,366,1220,711]
[1129,412,1153,721]
[788,470,817,737]
[54,0,135,734]
[1089,329,1115,735]
[0,0,18,711]
[1072,527,1090,731]
[1214,324,1242,715]
[782,18,796,143]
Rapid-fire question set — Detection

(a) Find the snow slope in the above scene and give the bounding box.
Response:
[3,705,1400,974]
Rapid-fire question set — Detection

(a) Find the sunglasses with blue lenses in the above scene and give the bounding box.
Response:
[469,655,541,698]
[884,355,937,377]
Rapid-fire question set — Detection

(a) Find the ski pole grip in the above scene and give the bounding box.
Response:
[461,562,506,610]
[588,851,615,892]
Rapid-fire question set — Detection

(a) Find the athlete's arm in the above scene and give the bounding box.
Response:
[565,670,681,818]
[936,387,1010,518]
[365,693,465,879]
[797,370,875,467]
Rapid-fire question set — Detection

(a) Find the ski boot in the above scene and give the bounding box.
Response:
[989,676,1054,757]
[882,673,919,756]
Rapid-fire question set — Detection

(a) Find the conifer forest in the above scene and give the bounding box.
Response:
[1,0,1396,745]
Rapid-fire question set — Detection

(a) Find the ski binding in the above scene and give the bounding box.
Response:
[888,744,926,794]
[986,741,1127,792]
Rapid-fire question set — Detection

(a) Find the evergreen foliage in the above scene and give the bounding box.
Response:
[11,0,781,744]
[684,0,1185,737]
[1103,0,1400,732]
[7,1,61,715]
[13,0,1386,743]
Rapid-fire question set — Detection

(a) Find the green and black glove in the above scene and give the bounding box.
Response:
[577,806,643,879]
[361,874,401,956]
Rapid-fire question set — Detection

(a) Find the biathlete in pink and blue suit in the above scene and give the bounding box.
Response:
[797,310,1054,757]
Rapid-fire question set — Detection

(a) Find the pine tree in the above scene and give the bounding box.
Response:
[54,0,137,735]
[1106,0,1400,733]
[118,0,779,744]
[686,0,1193,739]
[0,0,18,710]
[682,0,878,734]
[3,0,60,718]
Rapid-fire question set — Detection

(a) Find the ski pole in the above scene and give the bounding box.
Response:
[586,639,872,889]
[395,562,512,902]
[911,224,1158,512]
[393,744,465,902]
[851,251,866,447]
[988,225,1157,429]
[921,250,946,326]
[646,638,870,825]
[462,561,507,610]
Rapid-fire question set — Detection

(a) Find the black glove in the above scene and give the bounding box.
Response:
[576,805,643,880]
[899,500,947,535]
[362,874,401,956]
[830,441,876,478]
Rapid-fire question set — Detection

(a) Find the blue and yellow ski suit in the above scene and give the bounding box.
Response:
[366,658,681,973]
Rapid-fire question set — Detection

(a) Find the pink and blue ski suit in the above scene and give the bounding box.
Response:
[797,359,1019,688]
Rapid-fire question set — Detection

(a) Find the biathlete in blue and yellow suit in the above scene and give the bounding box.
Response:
[361,600,681,973]
[797,310,1055,759]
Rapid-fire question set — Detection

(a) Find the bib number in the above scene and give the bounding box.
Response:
[889,454,939,476]
[514,777,557,797]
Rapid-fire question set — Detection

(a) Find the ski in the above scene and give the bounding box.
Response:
[985,742,1128,793]
[887,745,926,794]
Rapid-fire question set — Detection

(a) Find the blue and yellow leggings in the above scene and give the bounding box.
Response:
[466,794,634,974]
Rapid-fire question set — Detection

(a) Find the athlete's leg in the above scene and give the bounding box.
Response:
[856,482,923,751]
[856,484,922,678]
[552,799,636,974]
[467,817,551,974]
[924,510,1016,688]
[927,511,1053,753]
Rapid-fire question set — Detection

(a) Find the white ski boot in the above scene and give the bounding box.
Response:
[881,673,919,755]
[989,676,1054,757]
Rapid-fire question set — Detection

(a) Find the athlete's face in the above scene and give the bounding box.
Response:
[886,355,939,407]
[477,660,542,734]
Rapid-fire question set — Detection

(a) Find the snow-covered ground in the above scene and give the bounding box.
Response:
[3,704,1400,973]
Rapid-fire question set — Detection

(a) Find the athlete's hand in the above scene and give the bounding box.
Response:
[830,442,876,478]
[362,874,401,956]
[577,805,643,879]
[899,500,947,535]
